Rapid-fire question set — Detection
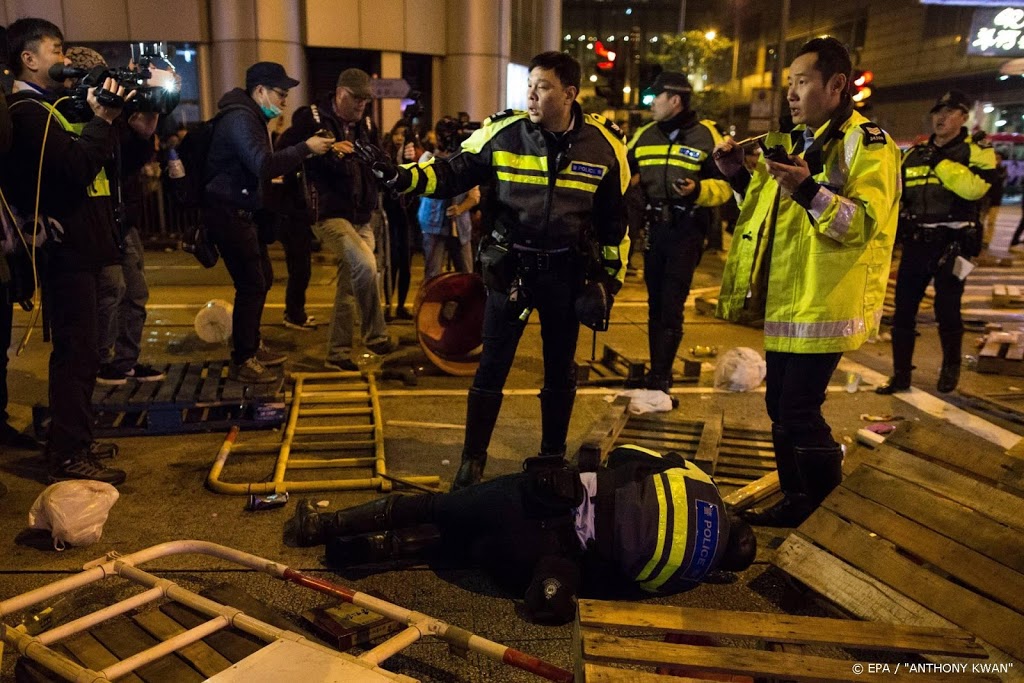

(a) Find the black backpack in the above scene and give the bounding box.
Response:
[173,105,251,267]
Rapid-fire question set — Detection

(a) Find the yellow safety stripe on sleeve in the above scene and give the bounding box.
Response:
[627,121,656,151]
[637,470,691,592]
[496,171,548,186]
[638,157,702,173]
[586,114,631,194]
[460,111,529,154]
[555,178,599,193]
[607,230,630,284]
[969,142,997,171]
[493,150,547,173]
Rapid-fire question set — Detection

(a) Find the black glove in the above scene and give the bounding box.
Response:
[575,280,612,332]
[353,139,410,189]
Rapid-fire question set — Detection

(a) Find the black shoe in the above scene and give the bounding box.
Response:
[366,337,397,355]
[48,455,126,486]
[876,371,911,394]
[325,359,360,372]
[230,357,278,384]
[0,423,41,450]
[256,342,288,367]
[325,525,442,568]
[293,498,324,546]
[125,363,166,382]
[741,494,814,527]
[937,364,960,393]
[394,307,413,321]
[452,457,485,491]
[95,366,128,386]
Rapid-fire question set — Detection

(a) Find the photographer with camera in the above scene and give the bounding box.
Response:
[287,68,394,372]
[416,116,479,281]
[713,37,901,527]
[876,91,996,396]
[203,62,333,383]
[355,52,630,490]
[627,72,731,396]
[2,18,137,484]
[61,47,168,388]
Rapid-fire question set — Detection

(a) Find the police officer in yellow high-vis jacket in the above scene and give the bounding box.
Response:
[877,90,995,396]
[627,72,731,393]
[356,52,631,490]
[3,18,131,486]
[293,444,756,624]
[713,37,902,527]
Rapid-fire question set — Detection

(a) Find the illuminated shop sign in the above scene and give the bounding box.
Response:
[969,7,1024,56]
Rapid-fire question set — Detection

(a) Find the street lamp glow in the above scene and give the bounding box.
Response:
[623,86,632,94]
[705,30,717,41]
[651,36,659,43]
[996,119,1007,127]
[589,74,598,82]
[984,104,995,113]
[564,34,571,41]
[586,42,593,50]
[578,34,586,41]
[607,36,615,42]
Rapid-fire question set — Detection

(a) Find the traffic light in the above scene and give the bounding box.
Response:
[851,69,873,107]
[594,40,617,72]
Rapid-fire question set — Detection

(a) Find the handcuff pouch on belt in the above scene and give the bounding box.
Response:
[478,225,515,293]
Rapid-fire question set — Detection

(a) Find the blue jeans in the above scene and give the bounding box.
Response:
[422,233,473,282]
[312,217,387,363]
[97,227,149,373]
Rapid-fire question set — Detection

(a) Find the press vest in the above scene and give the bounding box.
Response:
[717,110,902,353]
[902,131,994,225]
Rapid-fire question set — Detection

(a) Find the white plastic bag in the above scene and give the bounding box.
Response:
[714,347,767,392]
[28,481,120,550]
[606,389,674,414]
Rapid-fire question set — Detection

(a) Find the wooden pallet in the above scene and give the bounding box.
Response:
[89,361,286,435]
[577,405,776,488]
[774,420,1024,673]
[580,344,700,388]
[959,387,1024,424]
[574,600,989,682]
[976,331,1024,375]
[992,284,1024,308]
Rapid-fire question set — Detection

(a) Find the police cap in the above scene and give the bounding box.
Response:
[930,90,971,115]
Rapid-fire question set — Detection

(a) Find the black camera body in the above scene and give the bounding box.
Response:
[55,50,180,122]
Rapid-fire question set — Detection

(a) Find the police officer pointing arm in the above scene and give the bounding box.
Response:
[356,51,630,490]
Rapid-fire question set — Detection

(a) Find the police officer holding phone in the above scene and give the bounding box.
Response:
[627,72,731,394]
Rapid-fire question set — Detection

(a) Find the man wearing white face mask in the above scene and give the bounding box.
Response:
[205,62,333,383]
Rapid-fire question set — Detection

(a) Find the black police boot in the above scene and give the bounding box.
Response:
[293,496,399,547]
[325,524,442,568]
[537,388,577,461]
[742,425,813,527]
[645,327,682,394]
[452,387,504,491]
[794,443,844,508]
[937,330,963,394]
[876,328,915,394]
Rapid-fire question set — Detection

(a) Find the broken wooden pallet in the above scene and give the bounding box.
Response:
[992,284,1024,308]
[574,600,990,682]
[976,330,1024,376]
[774,426,1024,673]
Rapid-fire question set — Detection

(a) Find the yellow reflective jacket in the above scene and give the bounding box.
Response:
[399,103,630,285]
[717,110,902,353]
[627,113,731,209]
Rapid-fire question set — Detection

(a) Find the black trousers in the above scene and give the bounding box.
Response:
[891,238,964,336]
[46,268,102,457]
[472,267,580,394]
[383,196,411,310]
[644,220,704,337]
[764,351,842,449]
[207,208,273,364]
[279,219,313,323]
[387,471,579,591]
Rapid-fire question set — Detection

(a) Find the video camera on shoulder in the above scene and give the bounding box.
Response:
[52,42,181,122]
